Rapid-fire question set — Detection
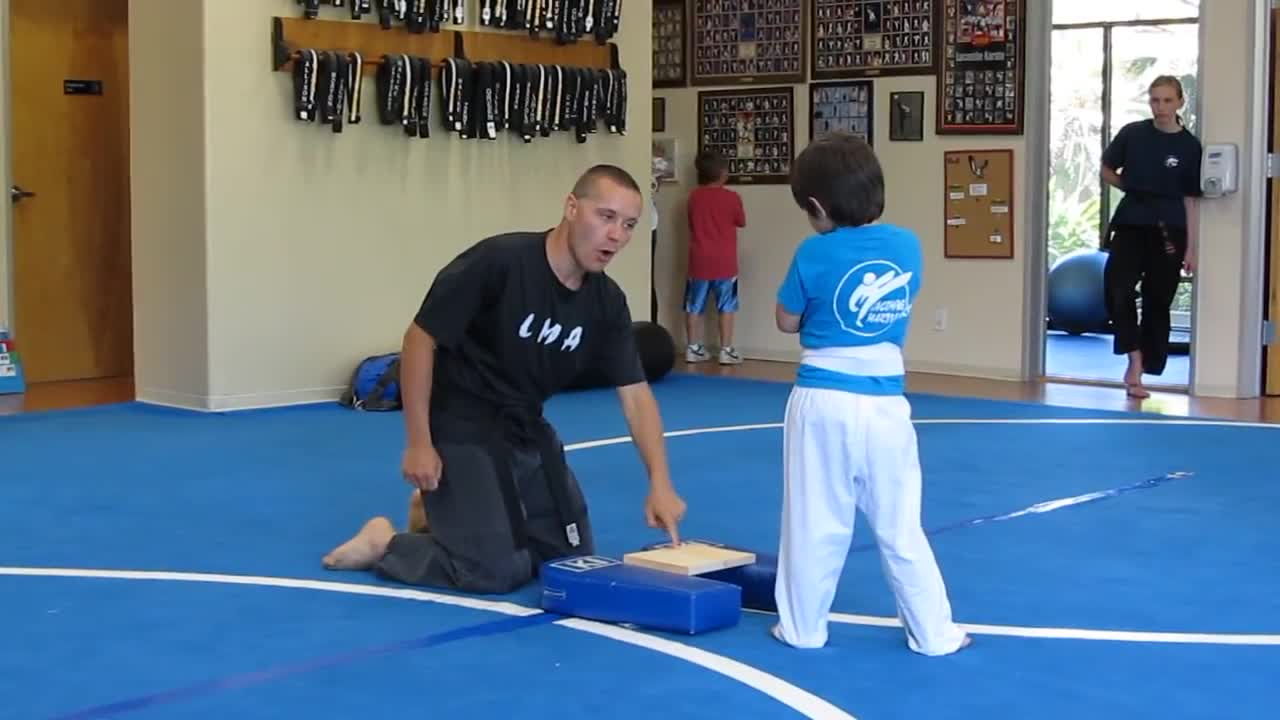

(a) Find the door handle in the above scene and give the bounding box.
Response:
[10,185,35,203]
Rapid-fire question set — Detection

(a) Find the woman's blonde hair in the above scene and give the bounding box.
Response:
[1149,74,1185,99]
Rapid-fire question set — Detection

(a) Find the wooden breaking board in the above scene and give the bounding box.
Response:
[624,542,756,576]
[942,149,1014,259]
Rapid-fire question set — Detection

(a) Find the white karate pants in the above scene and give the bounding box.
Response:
[773,386,968,655]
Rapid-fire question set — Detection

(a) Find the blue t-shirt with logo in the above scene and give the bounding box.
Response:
[776,223,922,395]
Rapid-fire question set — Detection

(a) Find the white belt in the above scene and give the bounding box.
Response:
[800,343,904,377]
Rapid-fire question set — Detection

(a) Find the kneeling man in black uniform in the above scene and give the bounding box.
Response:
[323,165,688,594]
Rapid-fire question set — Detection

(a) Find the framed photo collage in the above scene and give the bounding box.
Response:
[653,0,1027,188]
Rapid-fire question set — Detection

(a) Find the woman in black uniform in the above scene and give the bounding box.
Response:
[1100,75,1202,399]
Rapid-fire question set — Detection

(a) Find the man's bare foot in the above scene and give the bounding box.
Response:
[407,490,429,534]
[322,517,395,571]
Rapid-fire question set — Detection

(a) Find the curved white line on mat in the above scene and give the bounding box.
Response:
[569,418,1280,646]
[563,416,1280,452]
[0,567,855,720]
[816,611,1280,646]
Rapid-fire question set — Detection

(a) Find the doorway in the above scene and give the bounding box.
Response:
[7,0,132,385]
[1043,2,1200,390]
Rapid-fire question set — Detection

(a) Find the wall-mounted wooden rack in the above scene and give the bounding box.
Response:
[271,16,618,75]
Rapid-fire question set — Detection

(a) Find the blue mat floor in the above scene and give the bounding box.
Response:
[2,373,1277,719]
[1046,330,1190,387]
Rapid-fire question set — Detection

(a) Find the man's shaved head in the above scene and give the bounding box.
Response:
[572,164,642,199]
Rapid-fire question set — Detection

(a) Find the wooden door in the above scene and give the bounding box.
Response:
[9,0,131,383]
[1269,8,1280,395]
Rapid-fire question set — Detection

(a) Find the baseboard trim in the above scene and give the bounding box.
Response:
[135,387,210,411]
[136,385,345,412]
[906,361,1023,381]
[1191,383,1247,399]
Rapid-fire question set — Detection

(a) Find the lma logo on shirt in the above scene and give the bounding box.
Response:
[833,260,914,337]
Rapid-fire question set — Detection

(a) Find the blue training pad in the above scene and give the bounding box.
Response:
[540,555,741,635]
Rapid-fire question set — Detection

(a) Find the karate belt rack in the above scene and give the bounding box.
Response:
[273,16,627,143]
[292,0,624,46]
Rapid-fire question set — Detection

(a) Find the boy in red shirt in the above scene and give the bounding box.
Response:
[685,150,747,364]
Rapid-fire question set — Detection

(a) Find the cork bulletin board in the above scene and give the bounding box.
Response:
[943,149,1014,259]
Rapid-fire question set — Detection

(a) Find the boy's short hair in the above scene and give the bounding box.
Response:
[694,150,729,185]
[789,132,885,228]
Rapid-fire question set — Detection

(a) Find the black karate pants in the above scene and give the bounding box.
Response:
[374,433,595,594]
[1103,223,1187,376]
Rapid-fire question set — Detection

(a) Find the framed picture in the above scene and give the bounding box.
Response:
[697,86,795,185]
[937,0,1026,135]
[690,0,805,86]
[810,80,874,146]
[653,0,688,88]
[653,138,678,183]
[889,90,925,141]
[654,97,667,133]
[810,0,938,80]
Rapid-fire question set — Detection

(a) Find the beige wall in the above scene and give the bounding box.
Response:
[656,75,1032,379]
[129,0,210,408]
[189,0,652,410]
[654,1,1271,395]
[1190,1,1270,397]
[0,1,1271,403]
[131,0,650,409]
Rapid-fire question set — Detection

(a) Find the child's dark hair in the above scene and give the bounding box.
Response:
[789,131,885,227]
[695,150,729,185]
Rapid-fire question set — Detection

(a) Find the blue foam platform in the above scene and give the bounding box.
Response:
[639,540,779,613]
[539,555,742,635]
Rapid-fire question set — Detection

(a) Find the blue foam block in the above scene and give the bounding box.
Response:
[539,555,741,635]
[640,539,779,613]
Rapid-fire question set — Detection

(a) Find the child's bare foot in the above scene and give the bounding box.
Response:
[322,517,395,570]
[407,490,429,534]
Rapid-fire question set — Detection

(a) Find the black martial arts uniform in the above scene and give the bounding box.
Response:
[374,231,647,594]
[1101,118,1203,376]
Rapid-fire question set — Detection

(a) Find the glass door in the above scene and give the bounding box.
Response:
[1044,5,1200,390]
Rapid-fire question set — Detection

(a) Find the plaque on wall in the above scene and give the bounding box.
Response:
[691,0,805,86]
[810,80,874,146]
[653,0,688,88]
[811,0,937,80]
[938,0,1025,134]
[697,87,795,185]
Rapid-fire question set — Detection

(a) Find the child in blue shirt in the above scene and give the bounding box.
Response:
[771,131,971,656]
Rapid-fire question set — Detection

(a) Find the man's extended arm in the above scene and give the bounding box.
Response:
[617,381,686,543]
[617,381,671,485]
[400,322,436,449]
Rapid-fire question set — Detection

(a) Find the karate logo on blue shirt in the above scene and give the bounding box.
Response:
[833,260,914,338]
